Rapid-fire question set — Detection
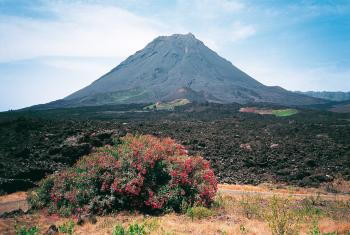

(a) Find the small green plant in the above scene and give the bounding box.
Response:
[308,221,339,235]
[240,224,248,234]
[159,226,176,235]
[180,199,190,213]
[308,220,321,235]
[112,222,147,235]
[219,229,228,235]
[186,206,214,221]
[144,218,159,232]
[59,205,73,217]
[15,225,39,235]
[128,222,146,235]
[58,220,75,235]
[239,196,260,219]
[213,192,225,209]
[112,224,126,235]
[263,196,300,235]
[297,197,323,220]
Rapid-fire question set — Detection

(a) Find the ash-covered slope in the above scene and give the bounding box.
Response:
[49,33,324,107]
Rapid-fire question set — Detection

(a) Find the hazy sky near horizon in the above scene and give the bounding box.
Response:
[1,0,350,110]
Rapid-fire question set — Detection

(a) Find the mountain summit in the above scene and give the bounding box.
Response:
[48,33,323,107]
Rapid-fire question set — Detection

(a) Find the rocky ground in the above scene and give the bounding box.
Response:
[0,103,349,194]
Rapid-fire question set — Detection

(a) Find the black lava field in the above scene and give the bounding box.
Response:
[0,103,349,194]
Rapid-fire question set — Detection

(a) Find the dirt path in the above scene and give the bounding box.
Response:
[0,192,29,215]
[219,188,350,201]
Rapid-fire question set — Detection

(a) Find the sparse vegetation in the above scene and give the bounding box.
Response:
[240,224,248,234]
[263,196,300,235]
[322,178,350,194]
[239,195,261,219]
[112,219,160,235]
[112,222,147,235]
[5,190,350,235]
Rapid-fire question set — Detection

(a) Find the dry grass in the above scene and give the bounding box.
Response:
[0,191,29,214]
[321,178,350,194]
[1,184,350,235]
[219,183,350,201]
[0,211,272,235]
[219,183,331,195]
[0,192,27,203]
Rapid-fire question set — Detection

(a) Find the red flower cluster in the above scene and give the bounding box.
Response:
[31,134,217,215]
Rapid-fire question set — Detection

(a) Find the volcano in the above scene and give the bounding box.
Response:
[40,33,324,108]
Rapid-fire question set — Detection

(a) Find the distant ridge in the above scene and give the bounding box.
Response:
[295,91,350,102]
[35,33,325,109]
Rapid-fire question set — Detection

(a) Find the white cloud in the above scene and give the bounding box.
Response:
[42,56,120,73]
[230,22,256,42]
[154,1,254,49]
[0,0,253,63]
[0,2,169,62]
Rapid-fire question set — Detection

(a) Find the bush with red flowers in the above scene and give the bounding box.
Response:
[28,134,217,215]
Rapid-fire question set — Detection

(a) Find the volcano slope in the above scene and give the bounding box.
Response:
[35,33,324,109]
[0,103,349,194]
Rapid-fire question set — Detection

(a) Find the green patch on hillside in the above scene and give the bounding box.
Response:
[144,99,190,110]
[86,89,151,105]
[272,109,299,117]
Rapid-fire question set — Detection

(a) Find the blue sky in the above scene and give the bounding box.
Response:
[1,0,350,110]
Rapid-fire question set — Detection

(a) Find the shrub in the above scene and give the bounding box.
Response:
[29,134,217,215]
[186,206,214,220]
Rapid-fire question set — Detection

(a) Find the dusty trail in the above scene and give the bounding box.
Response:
[0,199,28,215]
[0,192,29,215]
